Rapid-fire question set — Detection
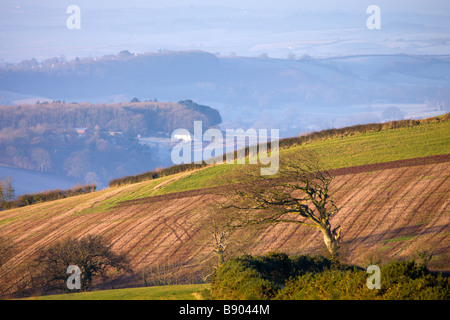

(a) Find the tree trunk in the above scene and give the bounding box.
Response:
[320,225,340,258]
[217,249,225,267]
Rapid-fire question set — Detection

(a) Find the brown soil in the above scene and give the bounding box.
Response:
[0,155,449,296]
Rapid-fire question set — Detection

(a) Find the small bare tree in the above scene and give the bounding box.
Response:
[228,150,342,258]
[196,203,254,280]
[5,177,14,203]
[0,181,4,210]
[208,209,240,267]
[0,177,14,209]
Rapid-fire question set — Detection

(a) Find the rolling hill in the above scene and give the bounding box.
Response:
[1,51,449,137]
[0,100,222,191]
[0,115,449,298]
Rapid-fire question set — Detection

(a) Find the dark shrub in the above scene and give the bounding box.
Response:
[290,254,334,275]
[211,254,448,300]
[275,269,378,300]
[248,252,293,285]
[276,259,449,300]
[210,253,335,300]
[210,256,278,300]
[380,260,449,300]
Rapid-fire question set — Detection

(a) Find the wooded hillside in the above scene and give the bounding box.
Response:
[0,100,222,189]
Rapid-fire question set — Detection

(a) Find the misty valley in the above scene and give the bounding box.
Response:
[0,51,449,196]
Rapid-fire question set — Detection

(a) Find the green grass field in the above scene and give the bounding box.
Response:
[155,119,450,195]
[50,117,450,218]
[76,175,175,216]
[23,283,210,300]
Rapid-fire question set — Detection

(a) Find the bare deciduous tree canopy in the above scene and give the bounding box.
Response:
[227,150,342,258]
[33,235,130,292]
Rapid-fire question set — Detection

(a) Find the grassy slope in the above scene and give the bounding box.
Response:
[55,118,450,216]
[2,116,449,300]
[24,283,210,300]
[2,117,448,225]
[155,119,450,195]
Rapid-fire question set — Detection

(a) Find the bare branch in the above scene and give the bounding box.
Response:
[228,150,342,258]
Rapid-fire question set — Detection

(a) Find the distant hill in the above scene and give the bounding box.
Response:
[0,100,222,191]
[1,51,449,135]
[0,100,221,136]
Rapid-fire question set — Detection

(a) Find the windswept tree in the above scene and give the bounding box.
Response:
[228,150,342,258]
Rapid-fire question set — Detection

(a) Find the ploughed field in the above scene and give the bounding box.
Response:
[1,154,448,294]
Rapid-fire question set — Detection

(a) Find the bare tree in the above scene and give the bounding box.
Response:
[196,203,254,280]
[0,177,14,209]
[207,209,240,267]
[63,151,88,179]
[30,148,51,172]
[0,181,4,209]
[5,177,14,203]
[228,150,342,258]
[33,235,130,292]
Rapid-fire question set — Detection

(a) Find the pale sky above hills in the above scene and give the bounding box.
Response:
[0,0,449,62]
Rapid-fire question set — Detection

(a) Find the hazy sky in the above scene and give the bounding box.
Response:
[1,0,450,62]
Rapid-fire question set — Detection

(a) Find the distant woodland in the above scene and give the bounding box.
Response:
[0,100,222,188]
[1,51,449,138]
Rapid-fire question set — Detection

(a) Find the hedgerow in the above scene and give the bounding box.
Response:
[12,184,96,208]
